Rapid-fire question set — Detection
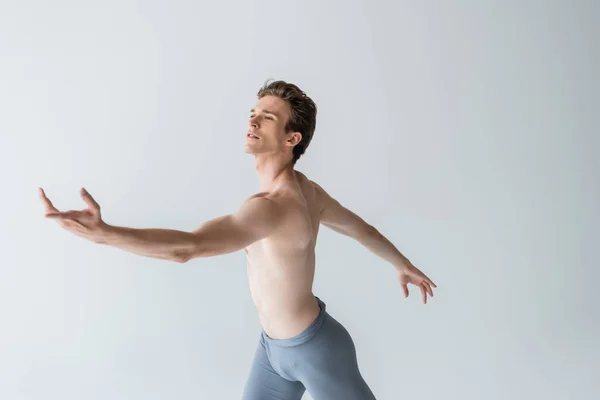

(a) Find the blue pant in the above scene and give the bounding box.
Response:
[242,296,377,400]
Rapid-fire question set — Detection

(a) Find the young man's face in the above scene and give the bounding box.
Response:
[245,95,300,158]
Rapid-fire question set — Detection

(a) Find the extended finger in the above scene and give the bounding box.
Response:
[420,284,427,304]
[80,188,100,213]
[38,188,59,213]
[424,275,437,288]
[423,281,434,297]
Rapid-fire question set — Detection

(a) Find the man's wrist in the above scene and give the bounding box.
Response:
[94,222,114,244]
[394,258,412,272]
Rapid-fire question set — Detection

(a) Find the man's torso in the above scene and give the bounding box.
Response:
[245,171,323,340]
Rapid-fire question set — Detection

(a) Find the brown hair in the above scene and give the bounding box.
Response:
[257,80,317,164]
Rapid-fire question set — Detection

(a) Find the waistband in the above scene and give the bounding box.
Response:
[262,296,327,348]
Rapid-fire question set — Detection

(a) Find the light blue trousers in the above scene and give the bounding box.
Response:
[242,296,377,400]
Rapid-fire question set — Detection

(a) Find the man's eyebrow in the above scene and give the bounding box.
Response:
[250,108,280,118]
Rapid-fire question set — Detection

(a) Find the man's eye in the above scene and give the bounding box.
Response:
[265,116,273,120]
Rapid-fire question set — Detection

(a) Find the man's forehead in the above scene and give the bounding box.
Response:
[253,96,289,114]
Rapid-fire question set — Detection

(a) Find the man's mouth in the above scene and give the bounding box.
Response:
[247,132,259,139]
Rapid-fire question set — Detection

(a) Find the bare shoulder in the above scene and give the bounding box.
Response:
[238,192,284,220]
[294,170,322,194]
[308,179,324,194]
[245,191,271,202]
[293,171,330,213]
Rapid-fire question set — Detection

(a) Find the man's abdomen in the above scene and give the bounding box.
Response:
[247,260,319,339]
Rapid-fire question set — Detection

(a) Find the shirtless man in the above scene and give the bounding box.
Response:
[40,80,437,399]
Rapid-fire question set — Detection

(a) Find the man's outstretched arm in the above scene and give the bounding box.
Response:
[40,188,283,263]
[312,181,410,268]
[312,181,437,303]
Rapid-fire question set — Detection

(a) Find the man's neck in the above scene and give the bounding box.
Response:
[255,154,295,192]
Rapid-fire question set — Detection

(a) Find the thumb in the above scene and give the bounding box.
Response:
[80,188,101,214]
[402,283,409,298]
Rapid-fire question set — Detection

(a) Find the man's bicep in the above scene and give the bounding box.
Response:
[232,196,283,238]
[190,196,281,257]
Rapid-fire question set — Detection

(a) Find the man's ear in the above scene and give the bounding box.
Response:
[286,132,302,147]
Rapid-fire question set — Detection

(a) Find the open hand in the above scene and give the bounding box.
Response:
[397,263,437,304]
[39,187,108,243]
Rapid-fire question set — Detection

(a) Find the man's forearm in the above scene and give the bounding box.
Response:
[96,223,196,262]
[359,226,411,270]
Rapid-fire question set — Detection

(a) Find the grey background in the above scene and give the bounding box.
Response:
[1,1,598,399]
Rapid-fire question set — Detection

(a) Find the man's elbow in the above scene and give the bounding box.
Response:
[174,244,211,262]
[172,250,193,263]
[172,236,202,263]
[172,240,238,262]
[355,223,378,241]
